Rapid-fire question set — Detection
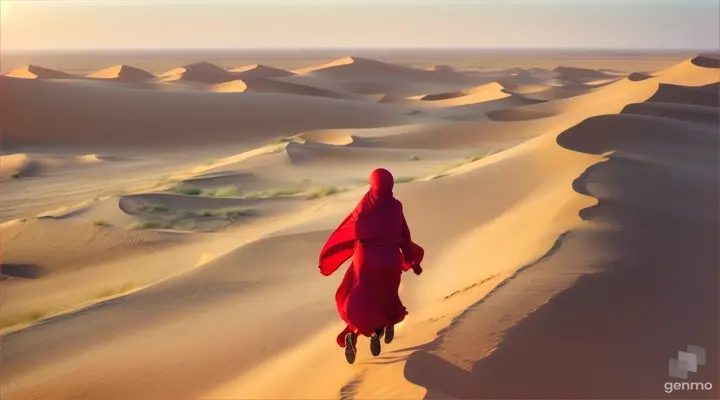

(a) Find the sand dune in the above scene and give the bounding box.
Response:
[209,79,249,92]
[212,77,352,99]
[512,85,586,101]
[497,67,619,99]
[1,153,108,178]
[205,108,605,400]
[291,56,439,79]
[499,83,549,94]
[552,65,618,82]
[87,64,156,82]
[498,71,554,90]
[227,64,295,79]
[375,82,545,122]
[655,55,720,86]
[507,79,622,101]
[2,53,718,400]
[314,114,567,150]
[412,108,711,398]
[1,77,414,147]
[3,65,78,80]
[158,61,234,84]
[223,57,719,400]
[412,82,510,106]
[488,57,720,122]
[286,56,487,96]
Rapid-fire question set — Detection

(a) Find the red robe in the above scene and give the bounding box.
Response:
[319,184,424,347]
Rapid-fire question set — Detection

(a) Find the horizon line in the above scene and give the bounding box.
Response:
[3,47,717,53]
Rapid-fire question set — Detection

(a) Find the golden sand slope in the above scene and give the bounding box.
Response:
[204,107,604,400]
[655,55,720,85]
[86,64,155,82]
[208,79,249,92]
[205,56,719,400]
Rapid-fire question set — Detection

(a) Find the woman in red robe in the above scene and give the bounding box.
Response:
[318,168,425,364]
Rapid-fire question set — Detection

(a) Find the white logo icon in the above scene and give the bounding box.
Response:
[669,344,706,380]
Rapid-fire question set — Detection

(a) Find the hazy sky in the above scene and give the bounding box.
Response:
[1,0,718,51]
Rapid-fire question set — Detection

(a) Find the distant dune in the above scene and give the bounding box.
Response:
[410,82,511,107]
[1,153,108,178]
[417,82,509,101]
[158,61,234,84]
[292,56,473,84]
[212,77,351,99]
[498,71,554,89]
[87,65,156,82]
[424,65,455,72]
[552,66,617,82]
[0,77,413,147]
[488,56,719,122]
[3,65,78,80]
[507,81,614,101]
[227,64,295,79]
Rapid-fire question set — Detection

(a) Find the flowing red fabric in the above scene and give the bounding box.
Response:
[318,168,424,347]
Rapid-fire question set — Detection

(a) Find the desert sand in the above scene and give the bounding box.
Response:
[0,51,718,400]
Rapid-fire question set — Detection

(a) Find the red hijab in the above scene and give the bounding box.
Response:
[318,168,423,276]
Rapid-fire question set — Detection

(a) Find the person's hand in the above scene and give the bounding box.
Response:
[412,265,423,276]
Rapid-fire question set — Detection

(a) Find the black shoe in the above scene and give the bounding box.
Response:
[344,332,357,364]
[375,327,384,340]
[370,332,382,357]
[384,325,395,344]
